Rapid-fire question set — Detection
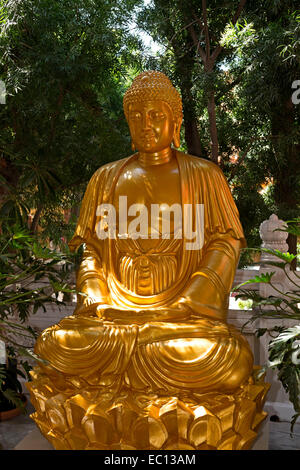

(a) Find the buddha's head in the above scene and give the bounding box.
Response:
[123,71,183,153]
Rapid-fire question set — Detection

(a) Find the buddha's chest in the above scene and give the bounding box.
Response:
[112,160,182,253]
[113,160,181,210]
[112,162,181,294]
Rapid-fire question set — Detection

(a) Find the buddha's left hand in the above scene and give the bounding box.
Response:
[74,300,104,317]
[96,302,191,323]
[96,304,144,321]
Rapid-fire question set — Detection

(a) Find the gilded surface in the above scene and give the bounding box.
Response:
[27,366,269,450]
[27,71,269,450]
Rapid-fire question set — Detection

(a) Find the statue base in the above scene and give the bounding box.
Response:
[26,366,270,450]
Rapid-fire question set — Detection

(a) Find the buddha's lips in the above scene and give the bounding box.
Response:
[142,132,156,140]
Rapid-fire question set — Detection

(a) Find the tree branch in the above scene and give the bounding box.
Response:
[215,71,245,105]
[201,0,210,60]
[187,24,206,62]
[210,44,223,66]
[232,0,247,26]
[30,203,43,234]
[169,18,200,43]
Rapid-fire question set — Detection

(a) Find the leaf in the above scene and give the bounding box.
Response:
[17,348,49,365]
[278,366,300,420]
[19,360,32,381]
[261,248,297,263]
[255,328,268,338]
[1,388,24,410]
[268,352,286,368]
[254,365,268,381]
[270,326,300,347]
[260,261,287,269]
[16,368,26,379]
[274,219,300,238]
[234,271,275,289]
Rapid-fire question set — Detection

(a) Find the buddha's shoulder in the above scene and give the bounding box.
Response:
[89,156,134,181]
[177,151,223,175]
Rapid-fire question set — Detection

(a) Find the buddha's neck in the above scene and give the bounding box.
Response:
[138,147,174,166]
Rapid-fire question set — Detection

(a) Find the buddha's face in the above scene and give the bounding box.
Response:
[128,100,179,153]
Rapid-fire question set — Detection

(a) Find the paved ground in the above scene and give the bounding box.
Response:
[0,397,300,450]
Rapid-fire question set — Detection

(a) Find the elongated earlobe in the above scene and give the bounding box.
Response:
[131,141,136,152]
[172,121,181,148]
[173,134,180,148]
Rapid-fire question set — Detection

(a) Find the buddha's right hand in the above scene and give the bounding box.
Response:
[96,304,191,323]
[74,297,104,317]
[76,278,109,316]
[96,304,143,322]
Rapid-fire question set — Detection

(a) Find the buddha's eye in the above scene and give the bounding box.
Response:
[150,111,165,121]
[130,112,141,120]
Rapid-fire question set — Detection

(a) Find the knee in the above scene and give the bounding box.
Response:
[221,348,253,393]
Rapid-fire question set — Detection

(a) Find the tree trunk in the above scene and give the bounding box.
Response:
[207,90,219,163]
[287,233,298,271]
[183,117,205,157]
[172,40,205,158]
[30,204,43,234]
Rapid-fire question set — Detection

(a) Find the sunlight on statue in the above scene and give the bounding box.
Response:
[27,71,269,451]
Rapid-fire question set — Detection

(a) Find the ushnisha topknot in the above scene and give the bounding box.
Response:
[123,70,183,121]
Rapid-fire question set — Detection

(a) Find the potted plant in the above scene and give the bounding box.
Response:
[0,351,27,420]
[234,218,300,431]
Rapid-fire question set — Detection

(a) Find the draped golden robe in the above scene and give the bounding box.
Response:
[35,151,253,394]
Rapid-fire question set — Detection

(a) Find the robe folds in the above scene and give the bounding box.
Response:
[69,151,246,309]
[35,152,253,393]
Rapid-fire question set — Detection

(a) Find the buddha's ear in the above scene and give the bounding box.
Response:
[172,116,182,148]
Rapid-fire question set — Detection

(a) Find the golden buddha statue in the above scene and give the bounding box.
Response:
[27,71,269,450]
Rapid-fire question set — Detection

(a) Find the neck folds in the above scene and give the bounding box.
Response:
[138,147,173,166]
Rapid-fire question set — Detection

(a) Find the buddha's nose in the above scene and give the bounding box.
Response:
[142,113,151,129]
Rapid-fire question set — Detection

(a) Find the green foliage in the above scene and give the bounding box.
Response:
[0,223,75,321]
[226,2,300,223]
[234,220,300,431]
[1,0,298,252]
[136,0,300,259]
[0,222,77,410]
[238,271,276,287]
[0,0,143,235]
[0,357,25,412]
[268,326,300,432]
[237,298,253,310]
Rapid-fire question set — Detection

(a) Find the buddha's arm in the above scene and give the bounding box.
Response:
[176,234,241,322]
[75,247,109,315]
